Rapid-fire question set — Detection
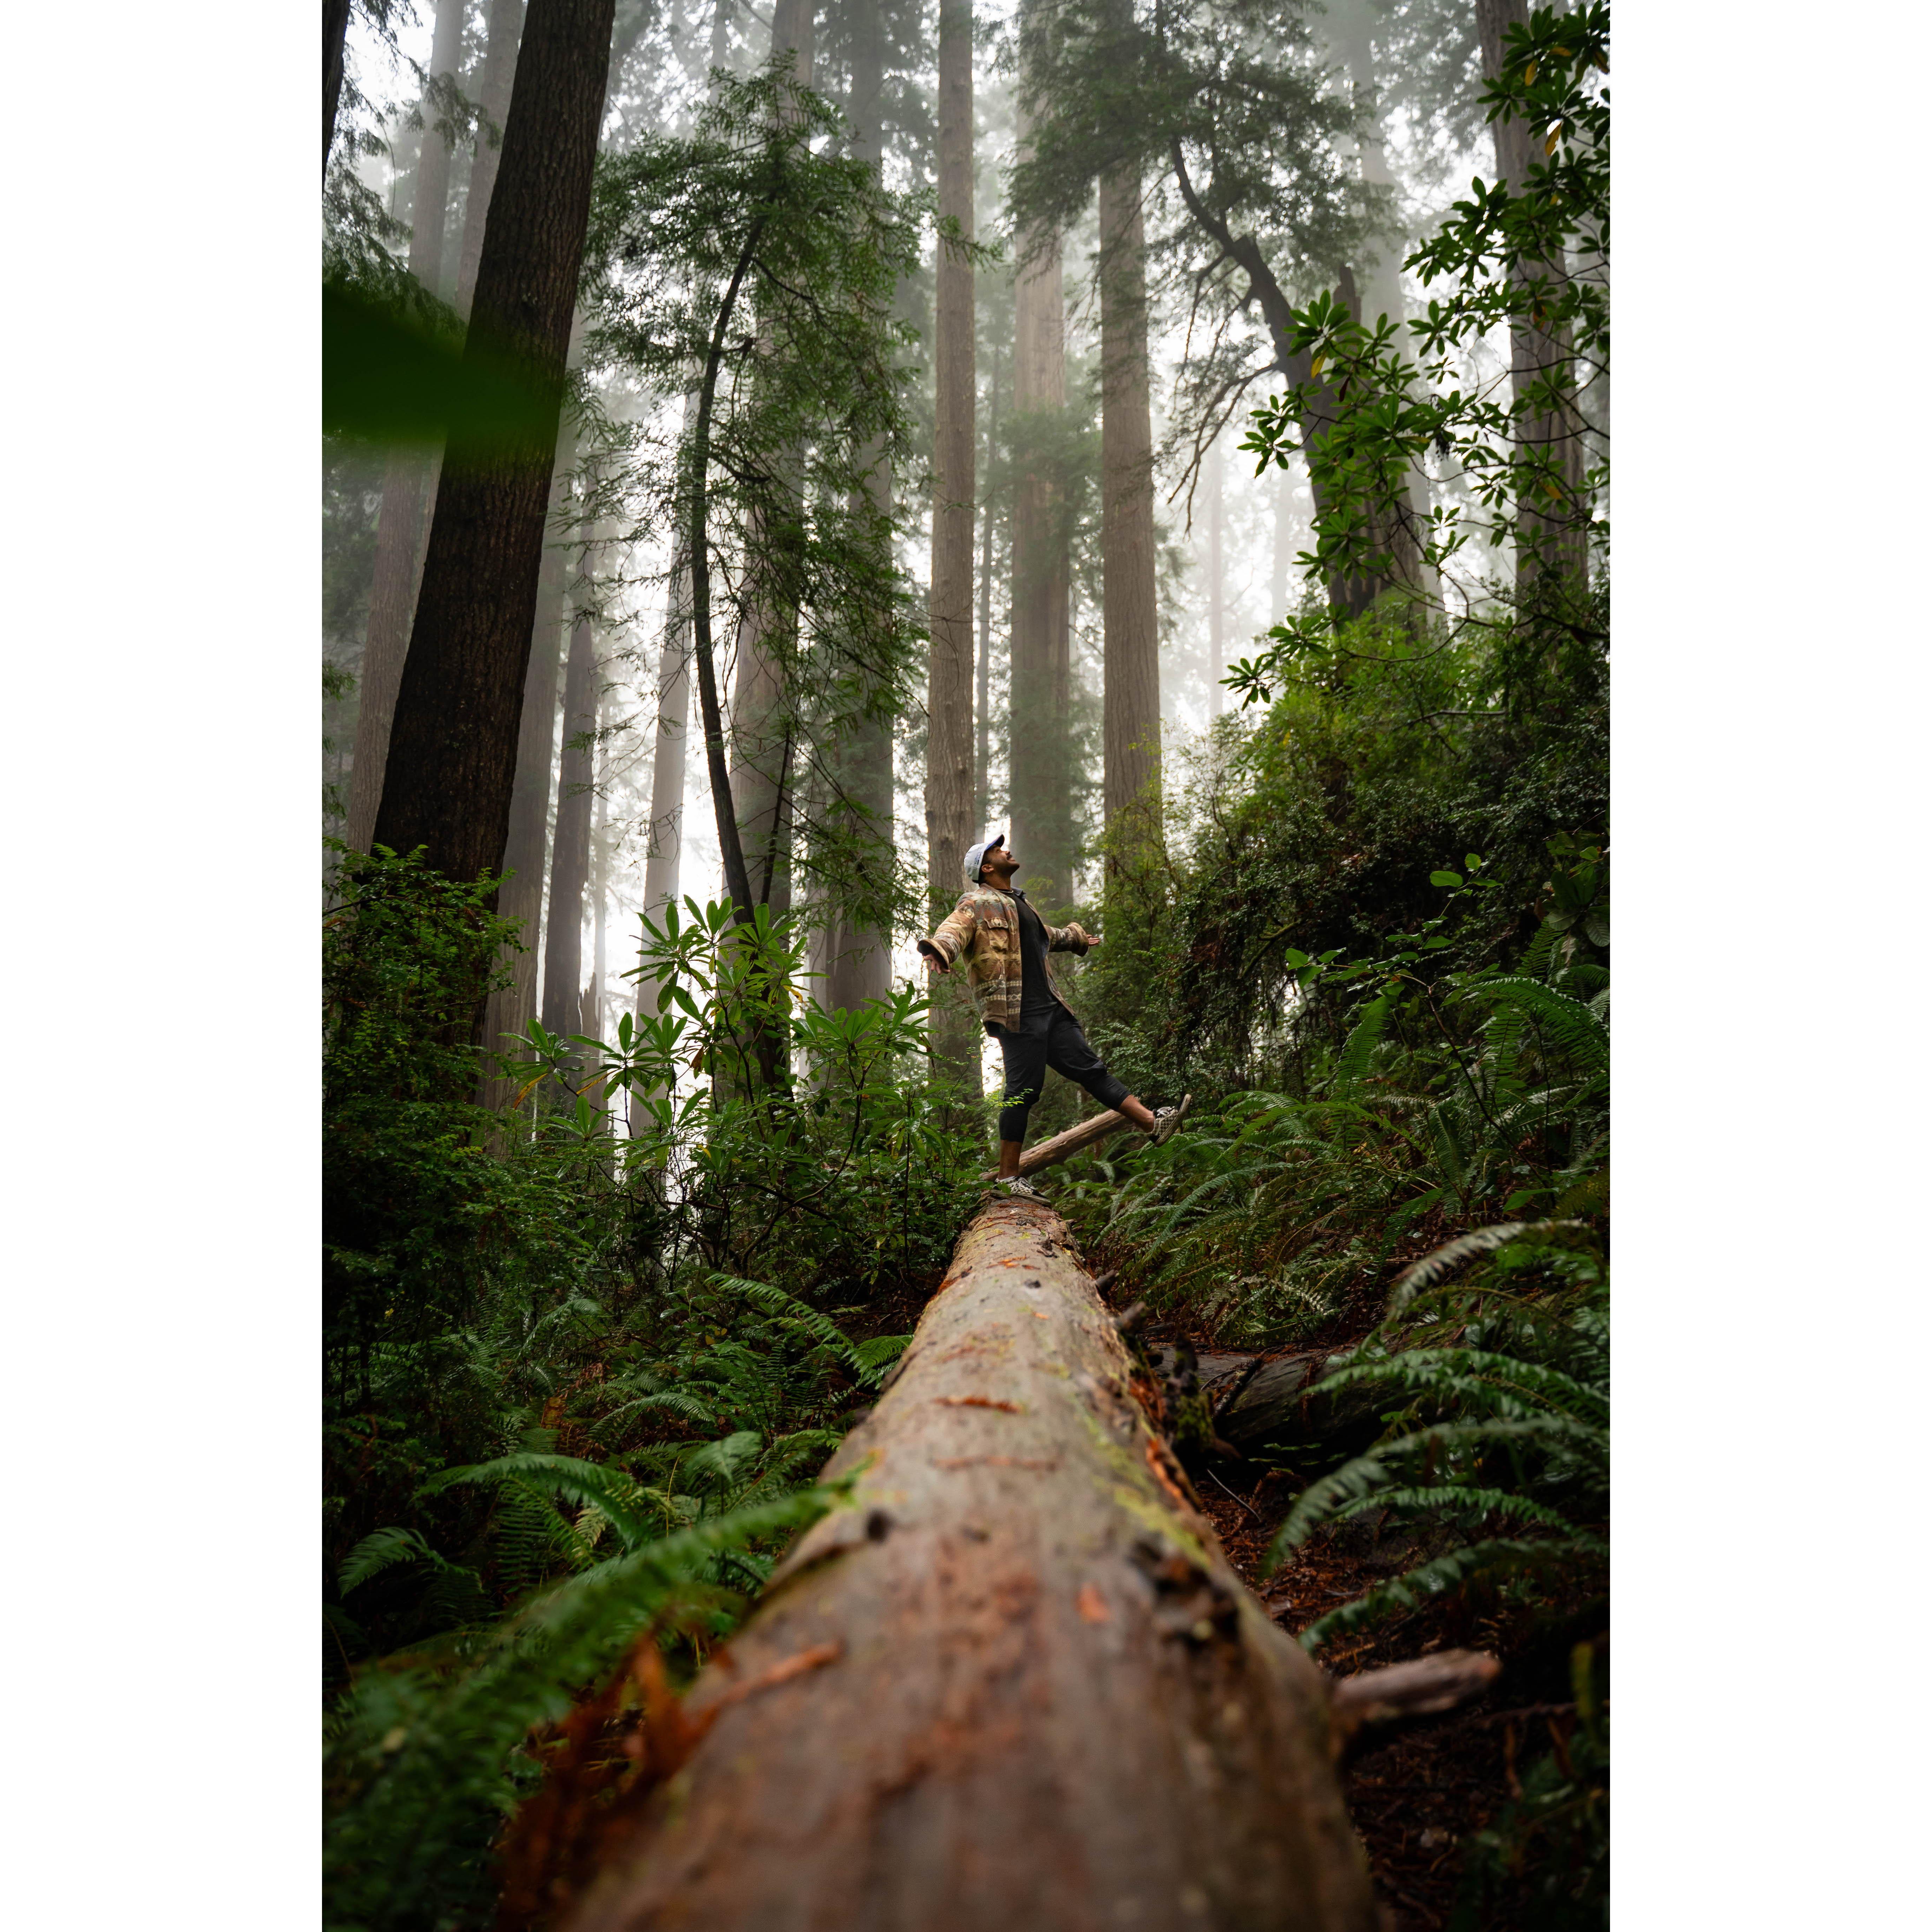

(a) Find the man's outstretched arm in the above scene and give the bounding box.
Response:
[918,900,980,973]
[1046,920,1100,954]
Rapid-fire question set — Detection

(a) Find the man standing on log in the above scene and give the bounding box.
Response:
[919,833,1179,1199]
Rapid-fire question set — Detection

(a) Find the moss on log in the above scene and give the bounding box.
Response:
[563,1198,1379,1932]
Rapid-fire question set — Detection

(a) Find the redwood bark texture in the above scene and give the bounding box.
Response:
[561,1198,1379,1932]
[817,0,894,1016]
[1475,0,1587,596]
[323,0,353,172]
[1098,166,1161,852]
[480,464,571,1103]
[455,0,527,318]
[728,0,816,925]
[373,0,616,887]
[343,0,467,856]
[1204,433,1224,716]
[1008,117,1073,903]
[1326,0,1436,607]
[925,0,980,1089]
[541,602,597,1039]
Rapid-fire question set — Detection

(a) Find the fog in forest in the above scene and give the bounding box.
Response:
[323,0,1542,1106]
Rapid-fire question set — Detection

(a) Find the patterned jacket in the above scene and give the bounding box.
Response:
[918,885,1096,1034]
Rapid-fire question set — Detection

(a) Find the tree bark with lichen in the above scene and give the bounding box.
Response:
[560,1197,1379,1932]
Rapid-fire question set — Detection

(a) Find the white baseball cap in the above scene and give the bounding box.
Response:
[962,831,1006,884]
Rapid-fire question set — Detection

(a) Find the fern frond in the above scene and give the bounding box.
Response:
[852,1334,911,1389]
[1388,1220,1591,1314]
[593,1387,717,1435]
[419,1452,658,1552]
[1297,1533,1605,1649]
[340,1526,446,1596]
[678,1430,764,1493]
[1268,1418,1597,1568]
[1332,993,1392,1096]
[1469,978,1608,1074]
[710,1274,861,1372]
[1331,1485,1577,1532]
[1316,1348,1609,1425]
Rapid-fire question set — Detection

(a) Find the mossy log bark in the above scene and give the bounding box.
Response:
[564,1198,1379,1932]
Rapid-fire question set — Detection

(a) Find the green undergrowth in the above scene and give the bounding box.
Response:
[323,850,978,1932]
[1051,602,1608,1923]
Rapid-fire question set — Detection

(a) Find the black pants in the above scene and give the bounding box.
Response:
[993,1004,1131,1142]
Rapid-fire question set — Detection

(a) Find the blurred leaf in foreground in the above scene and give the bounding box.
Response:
[323,276,561,454]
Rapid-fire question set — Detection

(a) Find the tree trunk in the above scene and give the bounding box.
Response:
[813,0,896,1018]
[372,0,616,889]
[1165,147,1420,624]
[1205,432,1224,717]
[1475,0,1588,599]
[1325,0,1437,610]
[630,0,731,1129]
[1098,165,1161,860]
[586,684,609,1094]
[1008,125,1074,906]
[479,460,573,1103]
[631,546,690,1126]
[1271,461,1297,620]
[558,1198,1379,1932]
[343,0,468,856]
[727,0,816,932]
[323,0,353,174]
[455,0,527,319]
[542,598,598,1041]
[974,330,998,834]
[925,0,979,1092]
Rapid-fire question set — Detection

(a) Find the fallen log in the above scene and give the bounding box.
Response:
[562,1197,1379,1932]
[1212,1350,1387,1458]
[980,1091,1193,1181]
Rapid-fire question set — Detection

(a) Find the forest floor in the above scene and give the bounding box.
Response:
[1148,1296,1605,1932]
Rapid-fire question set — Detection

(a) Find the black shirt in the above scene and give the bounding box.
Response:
[1013,891,1059,1019]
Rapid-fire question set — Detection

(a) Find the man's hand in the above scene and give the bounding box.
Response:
[918,941,949,975]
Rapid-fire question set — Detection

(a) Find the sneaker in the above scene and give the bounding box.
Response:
[1146,1106,1184,1145]
[1000,1174,1050,1202]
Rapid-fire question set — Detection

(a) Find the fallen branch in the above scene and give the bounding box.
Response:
[981,1093,1193,1181]
[1326,1649,1501,1753]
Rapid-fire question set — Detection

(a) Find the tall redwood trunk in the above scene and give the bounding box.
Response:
[1204,432,1224,718]
[587,738,608,1085]
[630,0,731,1131]
[1271,461,1301,620]
[455,0,527,318]
[480,460,572,1099]
[541,596,597,1041]
[925,0,979,1090]
[817,0,895,1016]
[372,0,616,888]
[974,329,999,834]
[1008,109,1073,905]
[728,0,816,928]
[323,0,353,173]
[1476,0,1587,598]
[1324,0,1436,609]
[556,1199,1380,1932]
[1098,165,1161,859]
[343,0,467,856]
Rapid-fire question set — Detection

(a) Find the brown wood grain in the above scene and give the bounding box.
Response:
[562,1197,1379,1932]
